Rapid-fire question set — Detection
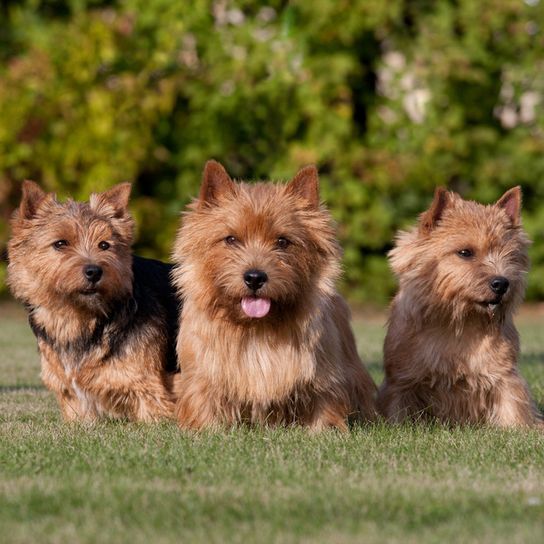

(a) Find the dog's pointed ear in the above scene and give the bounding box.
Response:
[199,160,236,205]
[286,165,320,208]
[90,183,132,218]
[496,186,522,226]
[419,187,450,233]
[19,180,48,220]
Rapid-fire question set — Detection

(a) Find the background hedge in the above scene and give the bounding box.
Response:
[1,0,544,303]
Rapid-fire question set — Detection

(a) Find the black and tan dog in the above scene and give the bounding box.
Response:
[7,181,180,421]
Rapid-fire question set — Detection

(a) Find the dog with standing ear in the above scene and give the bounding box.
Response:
[378,186,543,427]
[171,161,378,430]
[7,181,180,421]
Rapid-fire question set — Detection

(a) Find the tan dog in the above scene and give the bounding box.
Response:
[378,186,542,427]
[7,181,179,421]
[172,161,377,430]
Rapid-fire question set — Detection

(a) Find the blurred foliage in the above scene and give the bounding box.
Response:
[1,0,544,303]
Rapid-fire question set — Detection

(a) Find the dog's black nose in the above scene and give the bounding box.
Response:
[244,269,268,291]
[490,276,509,296]
[84,264,103,284]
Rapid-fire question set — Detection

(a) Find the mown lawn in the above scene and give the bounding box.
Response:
[0,302,543,544]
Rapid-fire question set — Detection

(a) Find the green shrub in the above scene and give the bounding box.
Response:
[1,0,544,303]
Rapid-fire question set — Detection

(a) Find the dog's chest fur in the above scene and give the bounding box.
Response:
[30,306,124,415]
[181,313,318,405]
[388,316,518,392]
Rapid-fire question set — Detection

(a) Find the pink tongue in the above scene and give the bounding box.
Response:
[241,296,271,318]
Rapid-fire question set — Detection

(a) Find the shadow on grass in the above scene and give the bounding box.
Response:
[0,385,45,393]
[365,359,383,374]
[520,352,544,366]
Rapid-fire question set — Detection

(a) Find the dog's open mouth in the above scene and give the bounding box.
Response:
[479,299,502,317]
[80,288,99,296]
[241,296,271,318]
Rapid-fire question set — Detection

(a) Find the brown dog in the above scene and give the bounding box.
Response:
[171,161,377,430]
[378,186,542,427]
[7,181,179,421]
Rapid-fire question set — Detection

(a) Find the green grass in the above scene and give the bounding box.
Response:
[1,303,543,544]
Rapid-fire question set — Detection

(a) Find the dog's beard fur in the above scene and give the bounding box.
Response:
[172,161,377,430]
[379,187,542,427]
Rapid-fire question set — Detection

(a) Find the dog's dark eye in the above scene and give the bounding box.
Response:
[98,241,110,251]
[457,249,474,259]
[276,237,291,250]
[225,235,237,245]
[53,240,68,250]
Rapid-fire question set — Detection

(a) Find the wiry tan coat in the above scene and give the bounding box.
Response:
[378,187,542,427]
[8,182,178,422]
[172,161,377,430]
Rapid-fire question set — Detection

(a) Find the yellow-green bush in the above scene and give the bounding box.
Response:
[2,0,544,303]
